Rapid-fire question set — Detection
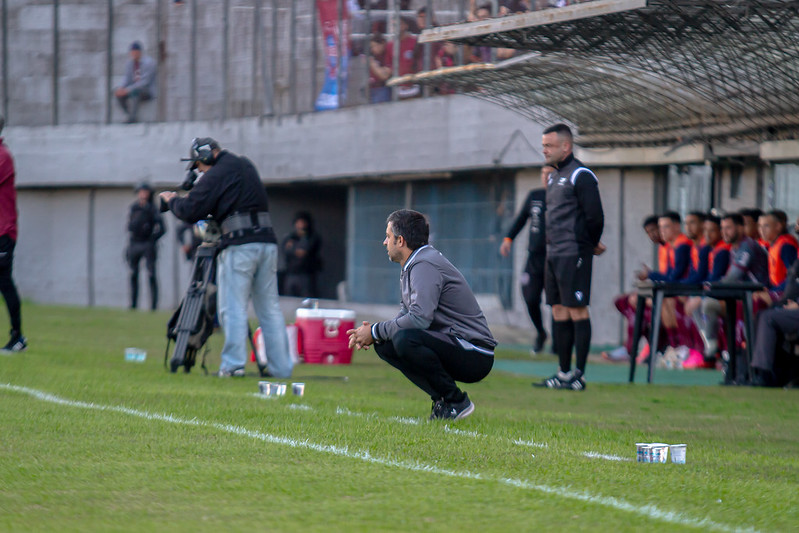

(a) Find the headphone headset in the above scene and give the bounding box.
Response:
[192,137,219,165]
[186,137,220,168]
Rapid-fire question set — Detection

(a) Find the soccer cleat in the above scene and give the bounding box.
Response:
[216,367,246,378]
[0,331,27,354]
[532,332,548,354]
[533,370,572,389]
[567,369,587,391]
[439,393,474,420]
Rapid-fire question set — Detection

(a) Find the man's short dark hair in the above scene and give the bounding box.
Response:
[706,214,721,227]
[293,211,314,232]
[767,209,788,228]
[687,211,707,222]
[739,207,763,220]
[387,209,429,251]
[642,215,659,228]
[660,211,681,224]
[543,123,573,140]
[723,213,745,226]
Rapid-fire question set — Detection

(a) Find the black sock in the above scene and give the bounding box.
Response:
[574,318,592,374]
[554,319,574,373]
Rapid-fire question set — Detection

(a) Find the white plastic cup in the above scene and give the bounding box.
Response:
[292,382,305,396]
[650,443,669,463]
[670,444,687,464]
[258,381,282,397]
[124,347,147,363]
[635,443,649,463]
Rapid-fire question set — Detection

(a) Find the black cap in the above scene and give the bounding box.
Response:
[130,41,142,51]
[135,181,153,192]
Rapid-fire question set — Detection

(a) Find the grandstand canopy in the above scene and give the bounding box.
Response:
[400,0,799,148]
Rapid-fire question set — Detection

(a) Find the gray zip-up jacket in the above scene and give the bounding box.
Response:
[371,245,497,352]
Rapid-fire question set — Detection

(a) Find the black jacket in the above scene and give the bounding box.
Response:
[128,201,165,243]
[505,188,546,255]
[168,151,277,249]
[545,153,604,256]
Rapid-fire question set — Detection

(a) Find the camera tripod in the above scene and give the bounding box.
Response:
[165,229,264,375]
[167,241,219,373]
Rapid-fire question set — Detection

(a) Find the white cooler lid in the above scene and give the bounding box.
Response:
[296,308,356,319]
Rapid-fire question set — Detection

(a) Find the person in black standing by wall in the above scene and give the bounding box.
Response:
[535,123,605,391]
[126,182,165,310]
[500,165,553,354]
[282,212,323,298]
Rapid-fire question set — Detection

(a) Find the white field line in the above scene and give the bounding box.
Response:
[583,452,631,462]
[1,383,753,533]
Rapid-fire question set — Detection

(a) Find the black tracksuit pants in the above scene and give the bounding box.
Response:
[374,329,493,403]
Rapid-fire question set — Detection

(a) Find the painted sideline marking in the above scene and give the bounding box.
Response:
[1,383,753,533]
[583,452,631,462]
[332,405,634,462]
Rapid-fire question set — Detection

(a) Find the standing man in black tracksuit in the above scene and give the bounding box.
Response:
[126,182,165,310]
[535,124,605,391]
[500,165,553,354]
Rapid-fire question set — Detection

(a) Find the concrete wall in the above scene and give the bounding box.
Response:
[6,95,547,187]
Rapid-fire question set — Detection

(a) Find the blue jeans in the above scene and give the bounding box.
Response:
[216,242,293,377]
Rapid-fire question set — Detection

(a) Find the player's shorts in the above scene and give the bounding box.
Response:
[545,253,593,307]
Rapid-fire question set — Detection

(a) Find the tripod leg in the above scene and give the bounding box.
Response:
[171,290,204,372]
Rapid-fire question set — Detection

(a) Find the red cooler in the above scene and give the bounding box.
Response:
[295,308,356,364]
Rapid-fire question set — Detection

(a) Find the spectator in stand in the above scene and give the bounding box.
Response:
[415,6,443,72]
[468,3,494,62]
[435,41,458,70]
[368,33,392,104]
[416,6,438,32]
[385,17,420,99]
[113,41,157,124]
[499,0,530,14]
[434,41,459,95]
[282,212,323,298]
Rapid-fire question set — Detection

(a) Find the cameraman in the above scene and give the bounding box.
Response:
[159,138,293,378]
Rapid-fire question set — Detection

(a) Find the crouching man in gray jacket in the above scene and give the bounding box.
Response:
[347,209,496,421]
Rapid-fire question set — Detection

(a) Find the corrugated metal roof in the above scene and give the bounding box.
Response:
[397,0,799,147]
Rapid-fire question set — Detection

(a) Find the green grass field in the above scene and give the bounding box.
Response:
[1,303,797,532]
